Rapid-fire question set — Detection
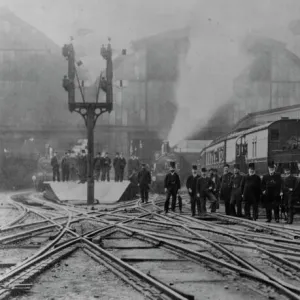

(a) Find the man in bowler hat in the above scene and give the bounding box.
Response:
[137,163,151,203]
[196,167,218,213]
[261,161,282,222]
[230,163,244,217]
[282,164,297,224]
[219,164,232,215]
[241,163,261,220]
[186,165,200,216]
[164,161,181,214]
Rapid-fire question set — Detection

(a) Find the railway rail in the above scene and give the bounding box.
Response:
[0,191,299,299]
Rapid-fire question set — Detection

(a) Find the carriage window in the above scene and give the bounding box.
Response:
[270,129,279,141]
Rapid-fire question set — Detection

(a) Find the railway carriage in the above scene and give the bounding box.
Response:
[199,119,300,176]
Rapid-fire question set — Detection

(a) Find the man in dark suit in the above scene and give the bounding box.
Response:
[137,163,151,203]
[164,161,181,214]
[101,152,111,182]
[230,163,244,217]
[196,167,218,213]
[282,164,297,224]
[261,161,282,223]
[219,164,232,215]
[51,152,60,182]
[119,153,127,182]
[113,152,120,182]
[186,165,200,216]
[241,163,261,221]
[61,151,70,182]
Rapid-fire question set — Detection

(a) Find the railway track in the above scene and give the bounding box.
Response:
[0,191,299,299]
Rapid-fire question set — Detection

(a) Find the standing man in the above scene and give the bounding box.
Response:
[128,155,134,178]
[261,161,282,223]
[164,161,181,214]
[61,151,70,182]
[230,164,244,217]
[94,153,102,181]
[219,164,232,215]
[186,165,200,216]
[51,152,60,182]
[78,150,87,183]
[119,153,127,182]
[113,152,120,182]
[241,163,261,220]
[196,167,218,214]
[132,155,140,173]
[282,165,297,224]
[101,152,111,182]
[137,163,151,203]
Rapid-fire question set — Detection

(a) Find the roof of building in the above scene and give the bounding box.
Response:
[233,104,300,130]
[131,27,190,49]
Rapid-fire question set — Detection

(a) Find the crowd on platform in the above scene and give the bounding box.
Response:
[49,150,144,184]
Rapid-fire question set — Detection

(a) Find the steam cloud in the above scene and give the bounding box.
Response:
[168,0,300,147]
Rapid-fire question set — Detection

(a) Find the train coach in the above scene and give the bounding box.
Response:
[199,119,300,175]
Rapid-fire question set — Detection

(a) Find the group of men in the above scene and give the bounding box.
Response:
[185,161,297,224]
[51,150,129,183]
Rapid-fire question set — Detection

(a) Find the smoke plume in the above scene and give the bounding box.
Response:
[168,0,300,147]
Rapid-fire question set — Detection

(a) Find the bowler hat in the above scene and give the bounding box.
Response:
[283,163,290,170]
[224,164,229,168]
[268,161,275,168]
[201,167,207,172]
[248,163,255,169]
[192,165,197,170]
[170,161,176,168]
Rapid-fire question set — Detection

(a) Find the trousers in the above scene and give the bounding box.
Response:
[62,167,69,182]
[200,191,217,213]
[191,195,200,216]
[101,167,110,182]
[244,194,258,220]
[164,189,178,213]
[284,193,294,224]
[230,189,242,216]
[140,186,149,203]
[52,167,60,182]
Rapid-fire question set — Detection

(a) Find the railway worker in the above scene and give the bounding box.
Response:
[61,151,70,182]
[164,161,181,214]
[119,153,127,182]
[94,152,102,181]
[137,163,152,203]
[282,165,297,224]
[261,161,282,223]
[219,164,232,215]
[196,168,218,213]
[128,154,134,178]
[230,164,243,217]
[78,150,87,183]
[210,168,220,208]
[50,151,60,182]
[186,165,200,216]
[101,152,111,182]
[113,152,121,182]
[241,163,261,221]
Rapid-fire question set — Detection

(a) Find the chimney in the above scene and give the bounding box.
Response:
[161,140,170,155]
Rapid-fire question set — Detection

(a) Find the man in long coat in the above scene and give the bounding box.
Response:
[137,163,151,203]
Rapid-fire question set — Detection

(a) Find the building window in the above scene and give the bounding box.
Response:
[270,129,279,141]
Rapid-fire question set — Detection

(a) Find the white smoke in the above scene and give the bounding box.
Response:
[168,0,300,147]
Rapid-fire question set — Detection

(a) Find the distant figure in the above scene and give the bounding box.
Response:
[61,151,70,182]
[94,153,102,181]
[51,152,60,182]
[128,155,134,178]
[78,150,87,183]
[282,165,296,224]
[186,165,200,217]
[196,168,217,214]
[261,161,282,223]
[242,163,261,221]
[119,153,126,182]
[32,175,37,190]
[113,152,120,182]
[164,161,181,214]
[230,164,243,217]
[101,152,111,182]
[132,155,140,172]
[138,163,151,203]
[219,164,232,215]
